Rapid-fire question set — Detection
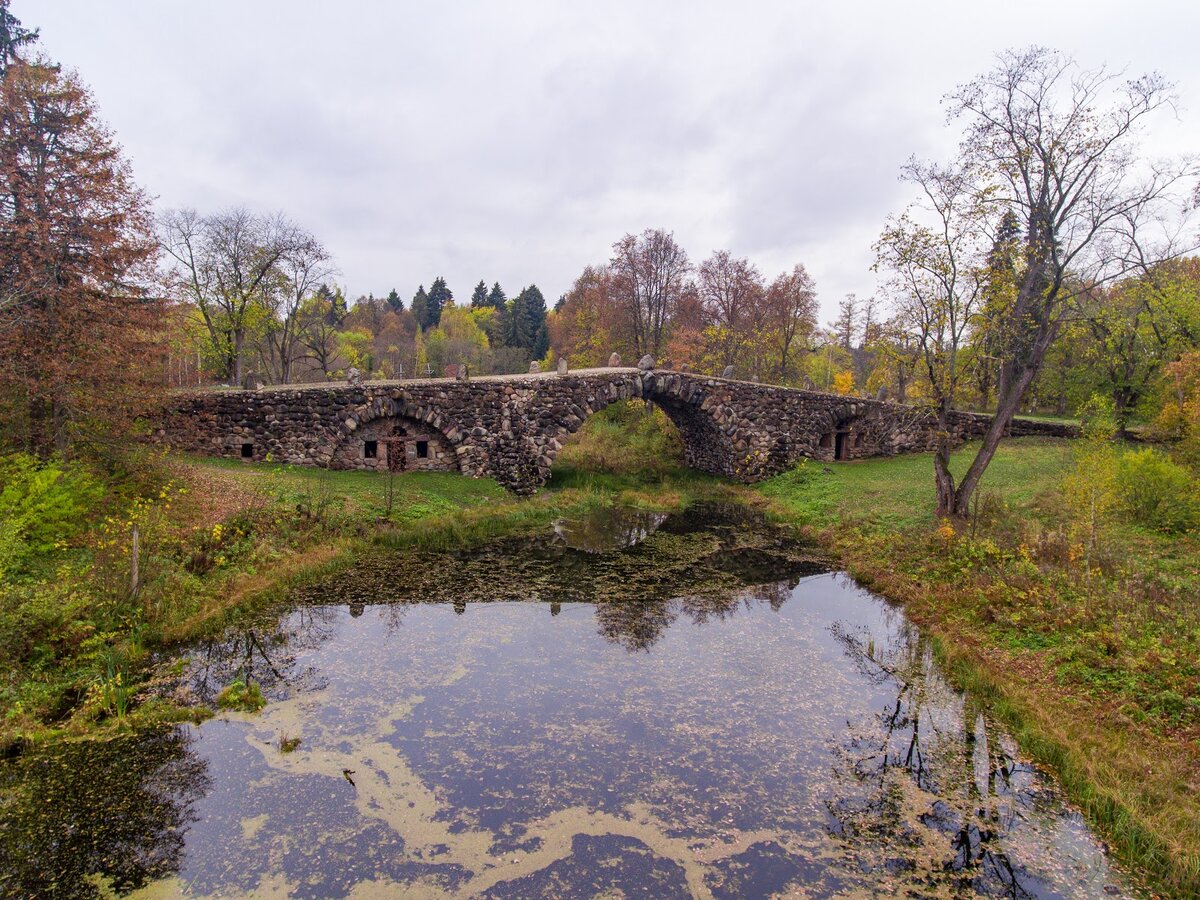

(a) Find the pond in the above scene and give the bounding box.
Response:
[0,504,1139,898]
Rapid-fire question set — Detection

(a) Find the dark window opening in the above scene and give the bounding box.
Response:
[364,440,378,459]
[416,440,429,459]
[241,443,253,459]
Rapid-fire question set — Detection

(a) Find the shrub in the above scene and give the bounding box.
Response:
[0,453,103,577]
[1114,448,1198,533]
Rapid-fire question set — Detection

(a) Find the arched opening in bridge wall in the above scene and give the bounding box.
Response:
[550,399,685,479]
[543,375,742,484]
[332,414,460,473]
[819,409,873,462]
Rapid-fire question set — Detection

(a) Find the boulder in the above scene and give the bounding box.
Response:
[557,357,568,375]
[637,354,655,371]
[608,352,621,367]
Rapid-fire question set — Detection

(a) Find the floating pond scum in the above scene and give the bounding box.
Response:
[0,505,1140,898]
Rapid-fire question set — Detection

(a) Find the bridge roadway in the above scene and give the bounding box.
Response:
[155,367,1072,494]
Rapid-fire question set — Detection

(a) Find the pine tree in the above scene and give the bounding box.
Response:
[470,280,489,308]
[487,282,506,309]
[427,276,452,327]
[386,288,403,312]
[411,284,429,330]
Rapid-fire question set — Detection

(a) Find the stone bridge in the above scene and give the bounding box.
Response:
[154,368,1073,494]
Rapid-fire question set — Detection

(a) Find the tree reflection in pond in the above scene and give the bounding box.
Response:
[0,727,209,899]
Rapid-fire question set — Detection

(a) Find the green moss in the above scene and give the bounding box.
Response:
[215,679,266,713]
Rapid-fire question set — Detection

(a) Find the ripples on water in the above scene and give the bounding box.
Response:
[0,504,1138,898]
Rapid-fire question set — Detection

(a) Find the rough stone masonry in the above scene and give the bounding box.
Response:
[153,367,1075,495]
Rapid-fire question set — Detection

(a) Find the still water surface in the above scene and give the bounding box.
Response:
[0,505,1138,898]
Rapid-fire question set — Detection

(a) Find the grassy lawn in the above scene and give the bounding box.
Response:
[758,437,1072,529]
[185,457,508,524]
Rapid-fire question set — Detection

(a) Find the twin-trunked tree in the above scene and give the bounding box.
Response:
[876,47,1198,518]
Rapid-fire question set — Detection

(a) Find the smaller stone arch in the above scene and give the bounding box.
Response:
[818,403,877,462]
[331,396,468,474]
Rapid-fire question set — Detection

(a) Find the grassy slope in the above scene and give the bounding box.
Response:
[758,437,1200,894]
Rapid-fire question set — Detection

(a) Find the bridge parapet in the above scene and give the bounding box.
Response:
[153,369,1075,494]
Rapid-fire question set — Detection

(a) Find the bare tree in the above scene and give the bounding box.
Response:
[887,46,1198,517]
[159,208,308,385]
[876,161,988,516]
[609,228,691,360]
[261,234,335,384]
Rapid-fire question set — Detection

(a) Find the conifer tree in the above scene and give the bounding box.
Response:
[386,288,403,312]
[427,276,452,327]
[410,284,429,330]
[470,280,488,308]
[487,282,506,309]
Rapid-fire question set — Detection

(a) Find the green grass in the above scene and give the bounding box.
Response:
[758,437,1073,529]
[194,458,507,523]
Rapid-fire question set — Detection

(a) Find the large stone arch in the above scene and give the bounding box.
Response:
[532,372,748,485]
[329,396,473,474]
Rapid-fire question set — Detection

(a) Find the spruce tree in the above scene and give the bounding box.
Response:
[427,276,452,327]
[0,0,38,75]
[487,282,506,309]
[411,284,429,330]
[470,280,488,308]
[522,284,548,350]
[386,288,403,312]
[502,290,530,348]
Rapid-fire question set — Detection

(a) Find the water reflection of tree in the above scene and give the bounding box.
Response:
[187,605,340,703]
[594,581,794,652]
[829,618,1051,897]
[0,727,210,898]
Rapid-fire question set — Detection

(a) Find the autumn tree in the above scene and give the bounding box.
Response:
[610,228,690,360]
[297,283,347,379]
[698,250,764,369]
[0,56,160,455]
[876,160,988,515]
[888,47,1198,517]
[764,264,818,381]
[260,233,335,384]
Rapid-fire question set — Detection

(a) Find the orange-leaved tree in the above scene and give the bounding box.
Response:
[0,56,160,456]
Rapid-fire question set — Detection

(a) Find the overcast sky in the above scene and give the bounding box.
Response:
[28,1,1200,321]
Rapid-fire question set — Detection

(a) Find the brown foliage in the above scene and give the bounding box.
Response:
[0,60,160,455]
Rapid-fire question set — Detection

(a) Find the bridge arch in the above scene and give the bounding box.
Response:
[330,396,470,474]
[534,372,751,485]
